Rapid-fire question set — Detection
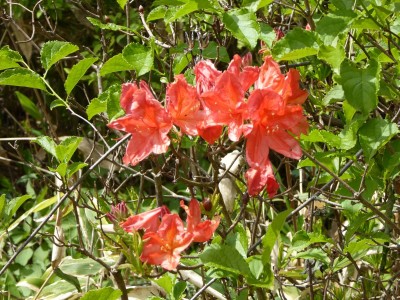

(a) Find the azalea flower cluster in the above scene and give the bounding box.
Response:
[108,55,308,197]
[110,199,219,271]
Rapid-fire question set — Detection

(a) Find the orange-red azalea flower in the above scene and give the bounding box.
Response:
[120,206,170,233]
[108,82,173,166]
[166,74,205,136]
[180,199,220,243]
[140,214,193,270]
[245,163,279,197]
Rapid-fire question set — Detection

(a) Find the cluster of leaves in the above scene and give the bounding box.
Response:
[1,0,400,299]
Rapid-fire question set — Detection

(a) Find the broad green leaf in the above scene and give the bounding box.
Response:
[318,44,345,74]
[200,244,252,277]
[242,0,274,11]
[80,287,122,300]
[358,119,399,160]
[66,162,87,179]
[147,6,167,21]
[382,140,400,179]
[104,84,123,120]
[259,23,275,48]
[322,85,344,105]
[315,14,353,45]
[7,194,31,217]
[294,248,329,265]
[337,119,364,150]
[173,53,192,75]
[173,281,187,300]
[87,17,135,32]
[40,41,79,71]
[261,209,292,265]
[202,41,229,63]
[34,136,57,159]
[60,257,114,276]
[54,268,82,293]
[122,43,154,76]
[352,17,381,30]
[15,248,34,266]
[272,28,319,61]
[339,59,380,115]
[341,200,363,217]
[222,9,260,49]
[344,239,375,258]
[153,273,174,295]
[87,97,107,120]
[100,53,133,76]
[166,0,214,23]
[301,130,342,148]
[56,136,83,163]
[15,91,42,120]
[50,99,67,110]
[0,194,5,216]
[116,0,128,9]
[290,231,331,253]
[0,68,47,91]
[0,46,24,70]
[54,162,68,178]
[65,57,98,96]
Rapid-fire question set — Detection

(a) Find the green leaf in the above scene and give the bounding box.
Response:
[318,44,345,74]
[54,268,82,293]
[80,287,122,300]
[259,23,275,48]
[294,248,329,265]
[66,162,87,179]
[165,0,215,23]
[153,273,174,295]
[173,281,187,300]
[55,162,68,177]
[200,244,252,277]
[0,194,5,216]
[222,9,260,49]
[202,41,229,63]
[339,59,380,115]
[7,195,31,217]
[100,53,133,76]
[272,28,319,61]
[315,14,353,46]
[34,136,57,159]
[322,85,344,105]
[87,17,134,32]
[104,84,123,120]
[15,91,42,120]
[301,129,342,148]
[60,257,113,276]
[15,248,34,266]
[87,97,107,120]
[40,41,79,71]
[358,119,399,160]
[261,209,292,264]
[242,0,274,11]
[116,0,128,9]
[56,136,83,163]
[147,5,167,21]
[0,68,47,91]
[0,46,24,70]
[122,43,154,76]
[50,99,67,110]
[65,57,97,96]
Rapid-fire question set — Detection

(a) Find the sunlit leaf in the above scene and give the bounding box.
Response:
[87,97,107,120]
[40,41,79,71]
[56,136,83,163]
[80,287,122,300]
[100,53,133,76]
[65,57,98,96]
[15,91,42,120]
[0,68,46,90]
[0,46,24,70]
[122,43,154,76]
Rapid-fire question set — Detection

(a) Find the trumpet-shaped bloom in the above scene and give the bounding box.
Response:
[166,74,205,136]
[108,82,173,166]
[245,163,279,197]
[140,214,193,270]
[120,206,170,233]
[180,199,220,243]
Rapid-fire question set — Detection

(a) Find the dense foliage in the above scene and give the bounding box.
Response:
[1,0,400,299]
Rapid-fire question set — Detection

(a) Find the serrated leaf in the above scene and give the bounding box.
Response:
[200,244,252,277]
[272,28,319,61]
[147,5,167,21]
[122,43,154,76]
[0,46,24,70]
[40,41,79,71]
[358,119,399,160]
[87,97,107,120]
[66,162,87,179]
[15,91,42,120]
[56,136,83,163]
[165,0,214,23]
[87,17,134,32]
[0,68,46,90]
[339,59,380,115]
[294,248,329,265]
[80,287,122,300]
[301,130,342,148]
[103,84,123,120]
[315,14,353,46]
[202,41,229,63]
[259,23,275,48]
[222,9,260,49]
[318,44,345,74]
[100,53,133,76]
[152,273,174,295]
[34,136,57,158]
[65,57,97,96]
[173,281,187,300]
[322,84,344,105]
[55,162,68,178]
